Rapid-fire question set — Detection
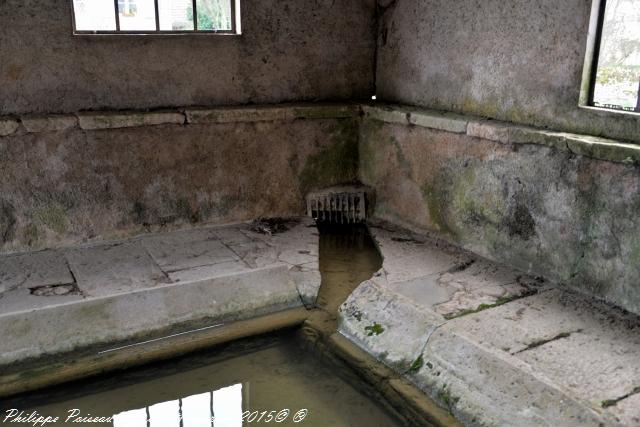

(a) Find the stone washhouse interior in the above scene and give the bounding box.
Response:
[1,0,640,426]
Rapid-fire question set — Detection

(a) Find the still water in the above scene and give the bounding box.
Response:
[316,224,383,313]
[2,225,396,427]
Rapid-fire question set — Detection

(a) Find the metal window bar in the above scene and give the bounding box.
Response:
[587,0,608,107]
[70,0,239,35]
[587,0,640,113]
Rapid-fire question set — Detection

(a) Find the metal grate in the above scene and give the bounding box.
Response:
[306,187,367,224]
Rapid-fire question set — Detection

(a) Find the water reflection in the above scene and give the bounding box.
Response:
[113,384,243,427]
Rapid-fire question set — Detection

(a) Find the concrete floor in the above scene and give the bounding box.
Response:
[338,221,640,427]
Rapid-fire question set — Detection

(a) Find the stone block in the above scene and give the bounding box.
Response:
[0,119,19,136]
[21,115,77,133]
[362,105,409,125]
[77,111,184,130]
[408,109,468,133]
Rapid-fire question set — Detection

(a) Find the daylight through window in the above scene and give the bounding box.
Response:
[592,0,640,112]
[71,0,240,34]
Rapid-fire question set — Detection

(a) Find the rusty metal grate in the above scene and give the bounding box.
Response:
[306,186,367,224]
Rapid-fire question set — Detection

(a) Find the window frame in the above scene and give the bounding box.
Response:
[580,0,640,114]
[70,0,242,35]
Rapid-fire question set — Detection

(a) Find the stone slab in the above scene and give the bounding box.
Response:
[140,227,239,272]
[65,242,171,297]
[0,119,19,136]
[21,115,77,133]
[341,221,635,426]
[0,250,74,293]
[0,219,320,368]
[609,392,640,426]
[167,259,249,283]
[338,278,444,371]
[0,265,300,366]
[185,106,292,124]
[362,105,410,125]
[408,109,469,134]
[466,120,511,143]
[369,225,464,284]
[77,111,184,130]
[412,328,609,427]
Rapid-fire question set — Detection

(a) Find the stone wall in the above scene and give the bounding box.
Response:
[0,105,360,253]
[0,0,375,115]
[360,105,640,315]
[375,0,640,143]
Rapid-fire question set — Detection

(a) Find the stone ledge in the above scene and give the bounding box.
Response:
[185,103,359,124]
[0,104,361,135]
[364,104,640,165]
[0,118,19,136]
[77,111,185,130]
[21,115,78,133]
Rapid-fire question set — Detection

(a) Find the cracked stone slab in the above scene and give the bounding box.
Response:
[518,330,640,407]
[0,286,83,315]
[0,250,74,294]
[608,392,640,426]
[338,278,444,371]
[238,218,321,301]
[289,265,322,306]
[140,227,239,273]
[66,242,170,297]
[370,224,548,318]
[167,260,249,283]
[410,328,611,427]
[369,225,468,284]
[0,265,301,366]
[227,240,278,269]
[446,289,638,356]
[343,221,633,426]
[0,219,317,368]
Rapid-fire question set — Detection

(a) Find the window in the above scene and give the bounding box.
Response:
[71,0,241,34]
[588,0,640,112]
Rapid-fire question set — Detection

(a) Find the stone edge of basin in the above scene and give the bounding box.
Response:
[336,278,615,427]
[0,307,310,398]
[0,264,306,369]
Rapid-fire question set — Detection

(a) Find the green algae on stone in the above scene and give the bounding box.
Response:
[422,183,457,238]
[298,120,359,194]
[22,223,41,247]
[407,354,424,374]
[364,323,385,336]
[33,204,68,234]
[437,383,460,414]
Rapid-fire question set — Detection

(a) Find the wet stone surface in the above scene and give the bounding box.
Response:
[0,218,321,365]
[339,221,640,426]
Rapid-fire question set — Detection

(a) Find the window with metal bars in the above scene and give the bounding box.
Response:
[71,0,241,34]
[587,0,640,113]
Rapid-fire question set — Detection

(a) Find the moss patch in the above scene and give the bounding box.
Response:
[364,322,385,336]
[437,383,460,414]
[33,204,68,234]
[407,354,424,374]
[422,183,457,238]
[299,120,359,194]
[444,291,537,320]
